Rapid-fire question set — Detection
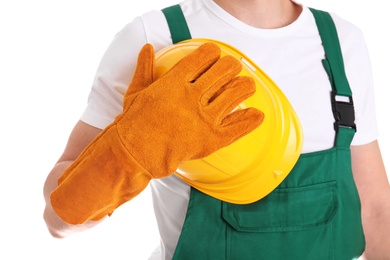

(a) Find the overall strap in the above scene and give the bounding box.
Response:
[162,4,192,43]
[310,8,356,147]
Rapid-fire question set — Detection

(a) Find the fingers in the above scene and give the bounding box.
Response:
[164,42,221,82]
[221,107,265,143]
[195,55,242,94]
[206,75,264,143]
[206,76,256,118]
[123,44,155,110]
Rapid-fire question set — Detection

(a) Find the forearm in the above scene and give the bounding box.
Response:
[43,161,103,238]
[361,190,390,259]
[351,141,390,259]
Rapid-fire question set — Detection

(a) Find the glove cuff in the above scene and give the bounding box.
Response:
[50,125,152,224]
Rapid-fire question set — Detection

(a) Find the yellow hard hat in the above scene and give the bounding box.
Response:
[154,38,303,204]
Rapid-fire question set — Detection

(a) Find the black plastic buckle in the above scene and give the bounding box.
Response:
[331,90,356,132]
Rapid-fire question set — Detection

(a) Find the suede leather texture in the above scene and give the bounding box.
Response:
[50,43,264,225]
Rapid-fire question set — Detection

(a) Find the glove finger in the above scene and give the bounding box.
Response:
[206,76,256,119]
[195,55,242,95]
[164,42,221,82]
[220,108,265,144]
[123,44,155,110]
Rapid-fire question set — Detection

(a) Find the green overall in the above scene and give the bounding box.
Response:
[162,5,365,259]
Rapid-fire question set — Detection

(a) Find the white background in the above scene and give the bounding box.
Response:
[0,0,388,259]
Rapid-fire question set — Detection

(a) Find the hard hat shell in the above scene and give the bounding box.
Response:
[154,38,303,204]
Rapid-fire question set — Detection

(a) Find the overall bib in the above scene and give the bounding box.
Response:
[162,5,365,259]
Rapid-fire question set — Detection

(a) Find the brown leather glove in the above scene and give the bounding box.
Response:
[50,42,264,224]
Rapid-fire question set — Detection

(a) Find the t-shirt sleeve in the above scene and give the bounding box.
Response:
[332,13,379,146]
[80,16,149,129]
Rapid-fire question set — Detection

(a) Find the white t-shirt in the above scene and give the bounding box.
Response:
[80,0,378,259]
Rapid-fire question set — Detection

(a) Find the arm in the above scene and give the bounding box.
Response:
[43,120,103,238]
[351,140,390,259]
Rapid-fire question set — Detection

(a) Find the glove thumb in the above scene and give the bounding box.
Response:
[123,43,155,111]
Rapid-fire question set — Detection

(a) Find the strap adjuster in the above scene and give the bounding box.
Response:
[331,90,356,132]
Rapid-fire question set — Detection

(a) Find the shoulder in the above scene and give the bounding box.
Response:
[114,8,174,51]
[328,12,378,145]
[138,9,173,49]
[328,11,366,53]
